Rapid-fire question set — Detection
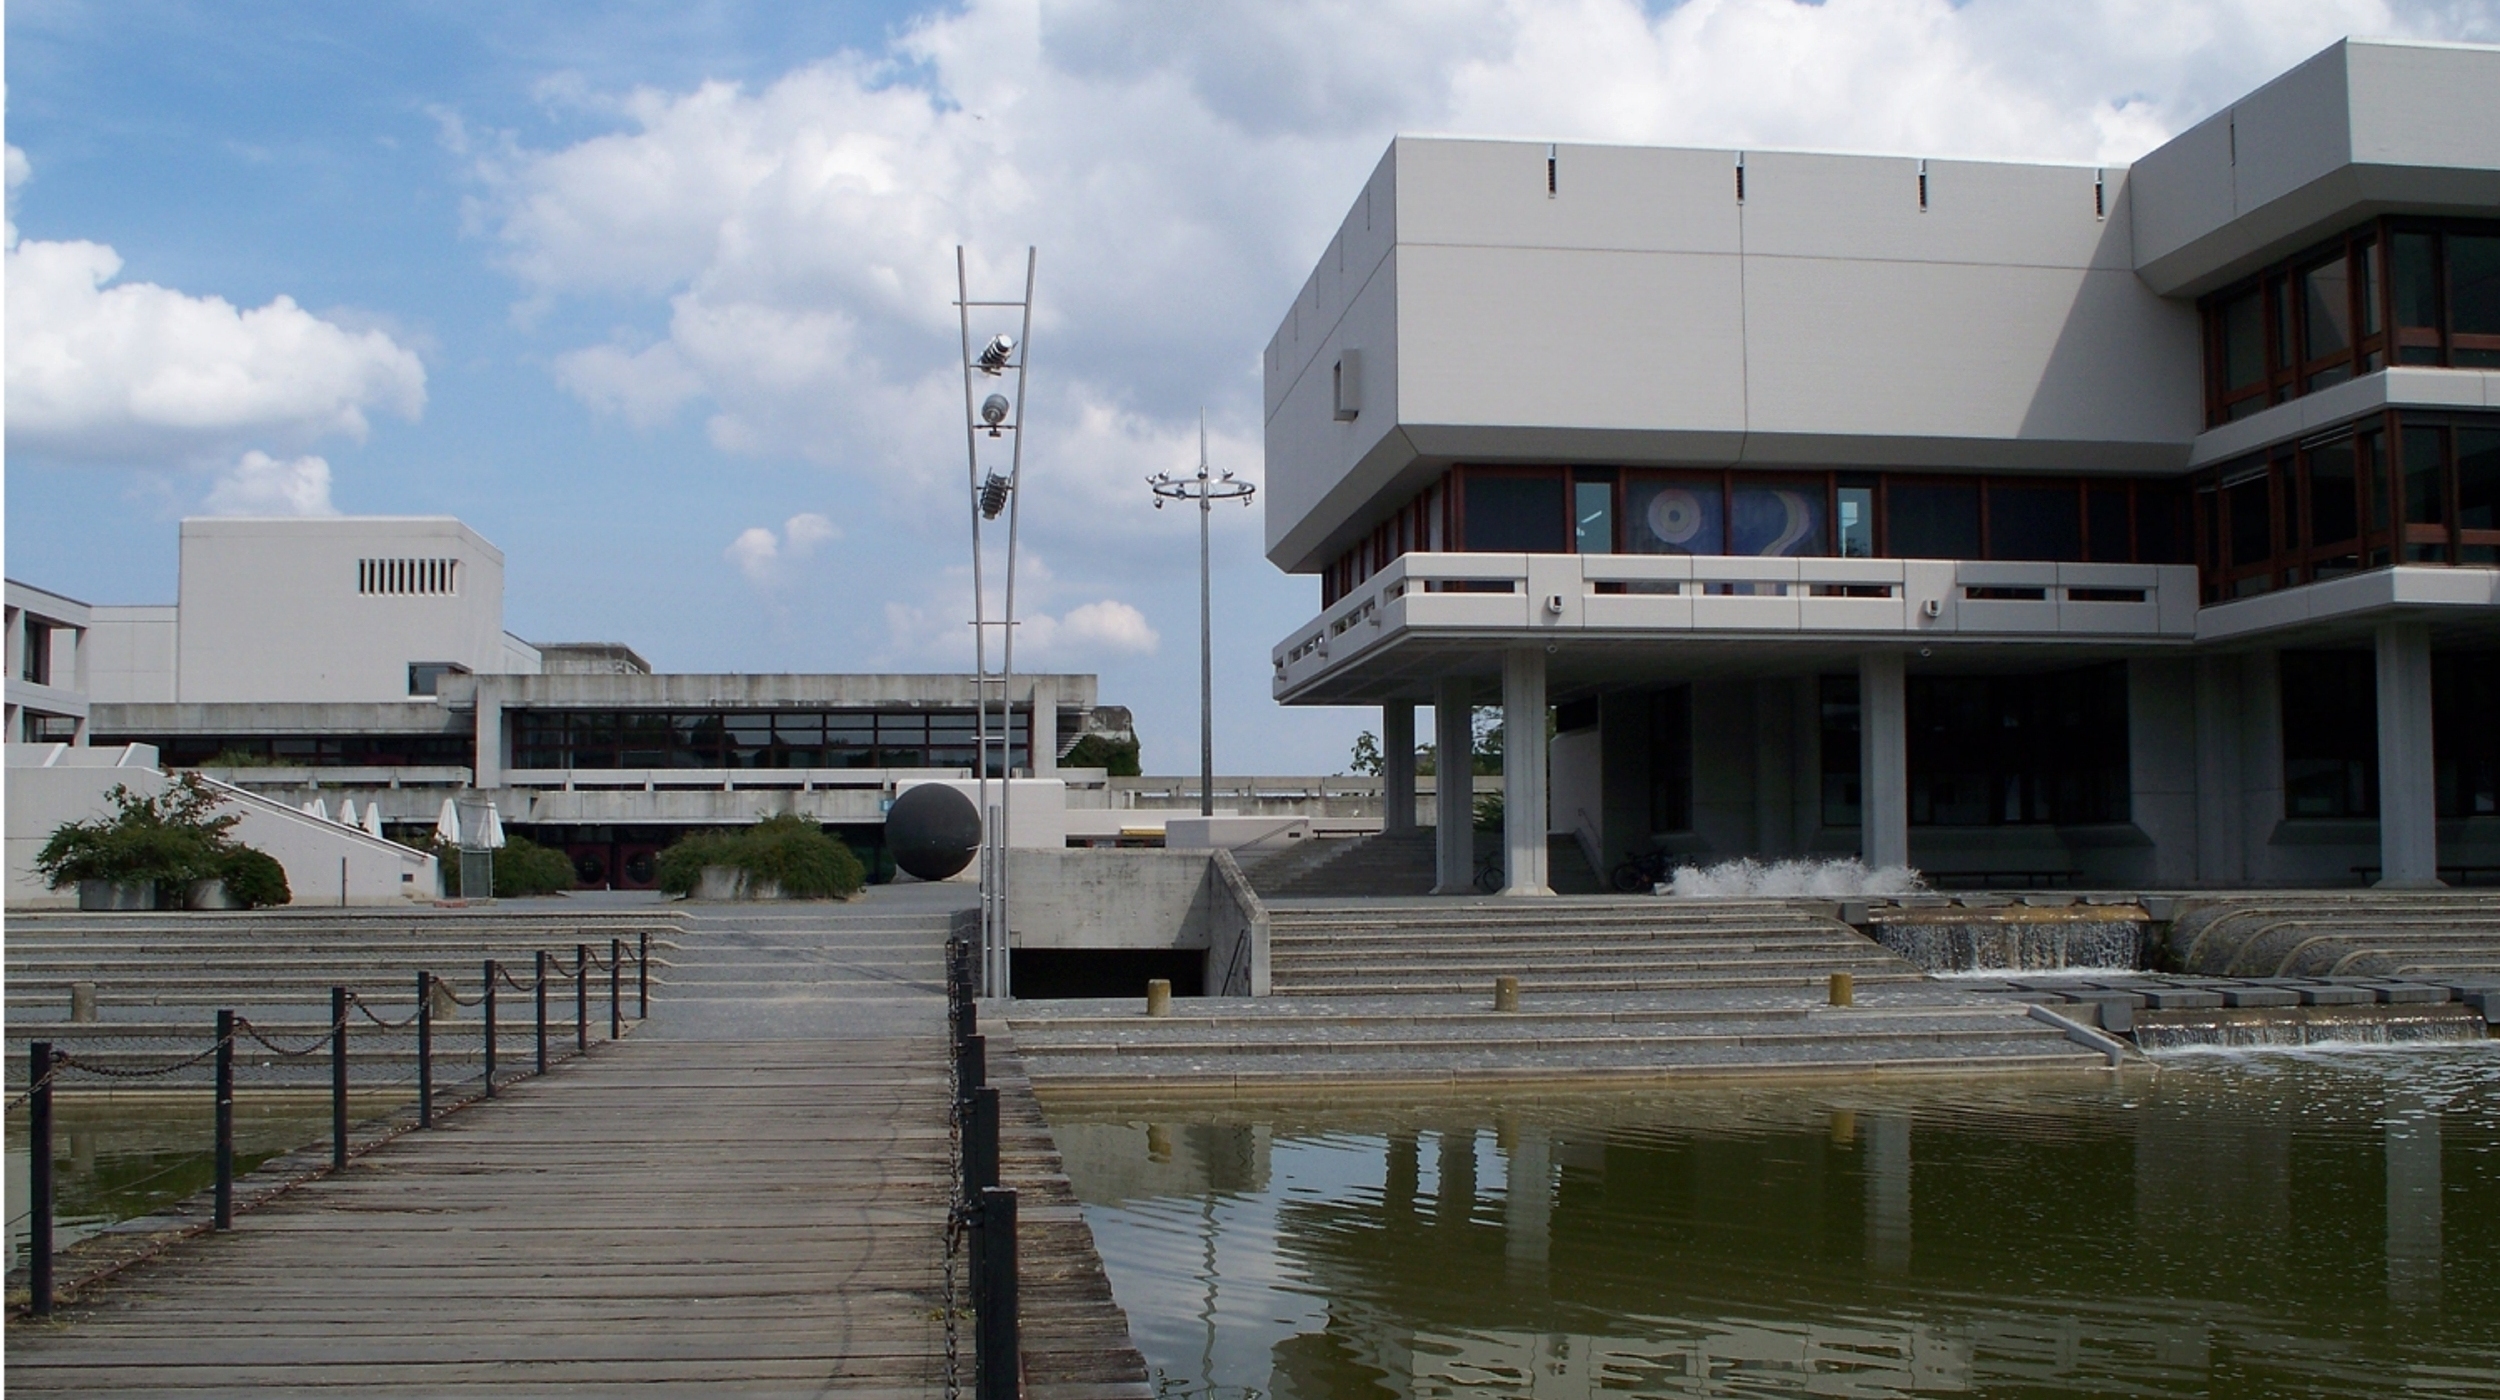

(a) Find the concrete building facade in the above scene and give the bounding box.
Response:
[1264,39,2500,892]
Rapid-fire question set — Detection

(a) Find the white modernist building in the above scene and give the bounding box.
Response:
[8,516,1113,900]
[1265,38,2500,892]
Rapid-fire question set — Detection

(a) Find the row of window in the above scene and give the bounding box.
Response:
[1321,467,2195,606]
[2279,651,2500,820]
[509,709,1032,772]
[119,734,478,768]
[2204,219,2500,426]
[2195,413,2500,600]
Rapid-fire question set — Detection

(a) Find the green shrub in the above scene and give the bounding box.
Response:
[656,817,864,900]
[218,847,292,908]
[492,834,577,897]
[1062,733,1141,777]
[38,774,240,889]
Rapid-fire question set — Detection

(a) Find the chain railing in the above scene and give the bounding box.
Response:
[945,934,1018,1400]
[10,929,657,1318]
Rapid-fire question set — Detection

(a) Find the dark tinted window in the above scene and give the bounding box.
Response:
[1988,482,2082,561]
[2307,438,2359,547]
[1463,474,1566,552]
[2086,483,2131,562]
[1887,482,1981,559]
[2280,651,2377,818]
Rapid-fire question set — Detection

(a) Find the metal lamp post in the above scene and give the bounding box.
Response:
[1150,411,1255,818]
[957,246,1036,1001]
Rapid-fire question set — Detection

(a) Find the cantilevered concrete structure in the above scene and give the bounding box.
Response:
[1264,38,2500,892]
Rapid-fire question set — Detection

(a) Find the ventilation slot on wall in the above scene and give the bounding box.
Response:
[1333,350,1362,422]
[1735,153,1746,204]
[1917,159,1929,212]
[1546,144,1557,198]
[2093,169,2106,220]
[358,557,460,596]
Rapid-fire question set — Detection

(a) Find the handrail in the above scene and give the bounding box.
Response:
[1208,848,1269,997]
[9,930,659,1318]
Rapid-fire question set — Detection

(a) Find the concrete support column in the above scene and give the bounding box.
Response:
[1857,652,1908,870]
[2194,655,2246,886]
[1502,648,1553,896]
[1433,677,1475,894]
[2375,621,2441,888]
[1382,703,1417,836]
[1028,676,1058,777]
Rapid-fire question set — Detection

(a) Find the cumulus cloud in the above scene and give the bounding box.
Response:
[5,233,427,464]
[1055,599,1159,655]
[725,511,843,586]
[202,451,340,517]
[877,551,1161,665]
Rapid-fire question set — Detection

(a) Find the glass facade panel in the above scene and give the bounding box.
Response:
[1904,666,2129,827]
[2086,483,2130,563]
[2453,235,2500,340]
[1818,674,1859,829]
[1463,474,1567,552]
[2393,233,2439,327]
[1987,482,2082,562]
[2220,290,2265,391]
[2460,429,2500,535]
[1573,480,1614,554]
[1649,686,1692,834]
[2301,255,2352,363]
[2227,474,2272,572]
[2404,427,2447,525]
[1624,476,1723,555]
[1836,486,1875,558]
[2305,436,2359,575]
[1729,481,1827,557]
[2435,652,2500,819]
[2279,652,2376,819]
[1886,482,1980,559]
[505,710,1026,771]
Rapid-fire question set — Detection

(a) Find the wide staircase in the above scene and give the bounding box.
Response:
[2168,891,2500,979]
[1265,896,1919,996]
[1249,831,1604,898]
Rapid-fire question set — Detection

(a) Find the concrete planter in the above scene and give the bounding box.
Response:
[78,879,155,911]
[188,878,242,910]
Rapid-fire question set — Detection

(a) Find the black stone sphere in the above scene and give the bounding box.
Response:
[886,783,982,881]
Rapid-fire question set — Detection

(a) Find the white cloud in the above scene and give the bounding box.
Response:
[725,511,844,586]
[5,235,428,464]
[1055,599,1159,655]
[202,451,339,517]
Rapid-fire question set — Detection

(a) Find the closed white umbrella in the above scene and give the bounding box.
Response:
[338,798,359,828]
[434,798,462,848]
[481,802,507,850]
[363,805,386,839]
[308,797,329,823]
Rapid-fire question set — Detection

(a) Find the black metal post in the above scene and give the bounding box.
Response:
[483,958,498,1097]
[638,930,650,1018]
[959,1033,986,1107]
[967,1084,1001,1204]
[534,949,549,1075]
[416,972,434,1128]
[575,943,589,1056]
[610,938,622,1040]
[330,986,349,1171]
[214,1010,235,1230]
[29,1042,55,1317]
[977,1185,1019,1400]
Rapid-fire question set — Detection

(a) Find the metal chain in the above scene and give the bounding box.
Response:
[234,1015,340,1058]
[55,1034,233,1080]
[347,994,421,1031]
[5,1052,68,1111]
[942,941,965,1400]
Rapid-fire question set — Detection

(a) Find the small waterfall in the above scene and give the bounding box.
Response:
[1873,918,2144,973]
[2136,1006,2488,1051]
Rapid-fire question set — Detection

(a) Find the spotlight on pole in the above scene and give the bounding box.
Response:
[979,472,1012,520]
[980,393,1011,437]
[977,334,1015,375]
[1148,409,1256,819]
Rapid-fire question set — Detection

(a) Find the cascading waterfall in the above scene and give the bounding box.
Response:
[2136,1006,2488,1051]
[1873,919,2144,973]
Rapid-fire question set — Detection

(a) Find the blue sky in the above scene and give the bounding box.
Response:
[9,0,2497,773]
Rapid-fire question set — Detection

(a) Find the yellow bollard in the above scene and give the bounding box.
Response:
[1494,975,1520,1013]
[1829,971,1854,1007]
[1146,978,1172,1017]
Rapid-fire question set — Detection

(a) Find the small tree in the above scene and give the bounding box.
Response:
[36,773,290,907]
[1347,731,1383,776]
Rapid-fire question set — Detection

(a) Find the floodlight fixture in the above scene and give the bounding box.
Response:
[977,334,1016,375]
[980,393,1011,436]
[979,471,1012,520]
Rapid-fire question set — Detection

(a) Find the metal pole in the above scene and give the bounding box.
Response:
[967,1084,1001,1204]
[959,1032,986,1107]
[330,986,348,1171]
[214,1010,235,1230]
[416,972,434,1128]
[977,1186,1020,1400]
[535,950,549,1075]
[956,247,995,1002]
[1198,412,1214,818]
[610,938,623,1040]
[482,958,499,1097]
[638,930,650,1019]
[29,1042,54,1316]
[995,246,1037,1006]
[575,943,589,1056]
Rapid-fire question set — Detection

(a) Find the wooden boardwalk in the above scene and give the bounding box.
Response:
[7,892,1149,1399]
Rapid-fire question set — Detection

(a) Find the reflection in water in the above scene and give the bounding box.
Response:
[1052,1046,2500,1399]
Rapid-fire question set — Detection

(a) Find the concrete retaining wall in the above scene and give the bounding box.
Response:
[1003,847,1270,994]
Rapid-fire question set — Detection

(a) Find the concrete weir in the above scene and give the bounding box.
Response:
[1855,897,2150,973]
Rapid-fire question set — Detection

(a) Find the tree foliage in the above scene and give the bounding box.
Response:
[1062,733,1141,777]
[656,815,866,899]
[492,835,577,897]
[35,773,289,907]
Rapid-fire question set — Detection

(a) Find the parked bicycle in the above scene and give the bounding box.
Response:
[1474,854,1505,893]
[1611,847,1677,893]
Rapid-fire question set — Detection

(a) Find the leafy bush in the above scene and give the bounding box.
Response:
[656,816,864,900]
[492,835,577,897]
[218,847,292,908]
[38,774,241,889]
[1062,733,1141,777]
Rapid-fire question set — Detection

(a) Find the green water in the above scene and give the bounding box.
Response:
[1051,1045,2500,1399]
[6,1097,343,1271]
